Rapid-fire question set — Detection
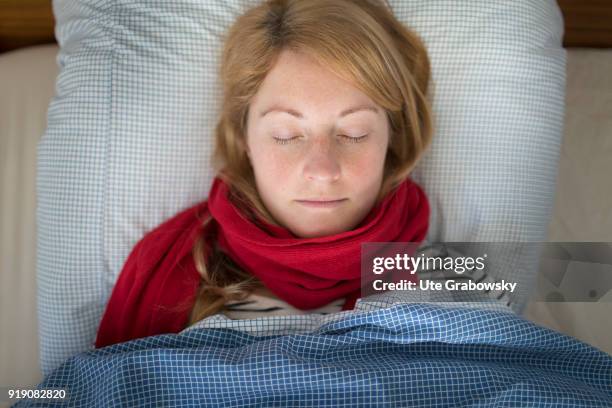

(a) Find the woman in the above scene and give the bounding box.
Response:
[95,0,433,348]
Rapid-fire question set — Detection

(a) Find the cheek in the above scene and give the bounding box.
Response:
[250,146,293,188]
[347,147,386,180]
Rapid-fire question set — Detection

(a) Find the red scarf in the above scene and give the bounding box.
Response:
[95,176,429,348]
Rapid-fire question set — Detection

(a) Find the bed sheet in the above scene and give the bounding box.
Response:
[0,44,59,396]
[523,48,612,356]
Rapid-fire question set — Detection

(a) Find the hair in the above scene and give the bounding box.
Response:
[187,0,433,326]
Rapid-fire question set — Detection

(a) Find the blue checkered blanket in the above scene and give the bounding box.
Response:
[15,302,612,407]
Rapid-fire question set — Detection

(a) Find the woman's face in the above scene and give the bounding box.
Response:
[246,49,390,238]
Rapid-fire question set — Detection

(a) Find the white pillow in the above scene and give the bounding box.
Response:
[38,0,566,374]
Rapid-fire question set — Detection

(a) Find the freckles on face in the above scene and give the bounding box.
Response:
[251,146,293,197]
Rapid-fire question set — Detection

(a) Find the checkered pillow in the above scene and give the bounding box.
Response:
[38,0,566,375]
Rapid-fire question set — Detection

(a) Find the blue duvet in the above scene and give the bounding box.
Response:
[14,302,612,407]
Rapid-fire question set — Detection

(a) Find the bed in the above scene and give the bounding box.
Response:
[1,0,611,405]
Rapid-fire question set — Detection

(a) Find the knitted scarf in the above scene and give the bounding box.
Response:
[95,176,429,348]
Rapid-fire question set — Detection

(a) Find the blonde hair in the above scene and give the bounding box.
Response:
[187,0,433,325]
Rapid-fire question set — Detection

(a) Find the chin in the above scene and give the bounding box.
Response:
[290,223,348,239]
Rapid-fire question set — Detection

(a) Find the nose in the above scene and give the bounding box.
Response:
[302,135,341,182]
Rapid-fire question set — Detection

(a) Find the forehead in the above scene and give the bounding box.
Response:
[252,49,375,110]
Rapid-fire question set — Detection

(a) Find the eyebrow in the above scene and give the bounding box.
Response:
[259,104,379,119]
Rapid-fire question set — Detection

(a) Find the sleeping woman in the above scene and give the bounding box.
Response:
[95,0,432,348]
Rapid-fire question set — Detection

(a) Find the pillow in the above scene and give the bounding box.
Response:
[38,0,566,375]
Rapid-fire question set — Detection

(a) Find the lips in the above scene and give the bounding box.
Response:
[296,199,347,208]
[299,199,346,203]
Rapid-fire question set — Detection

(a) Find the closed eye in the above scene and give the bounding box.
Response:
[272,136,300,145]
[273,134,369,145]
[340,134,368,143]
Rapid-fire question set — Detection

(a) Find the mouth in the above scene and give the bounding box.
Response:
[295,199,347,208]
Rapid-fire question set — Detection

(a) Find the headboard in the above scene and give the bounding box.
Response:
[0,0,55,53]
[0,0,611,53]
[557,0,612,48]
